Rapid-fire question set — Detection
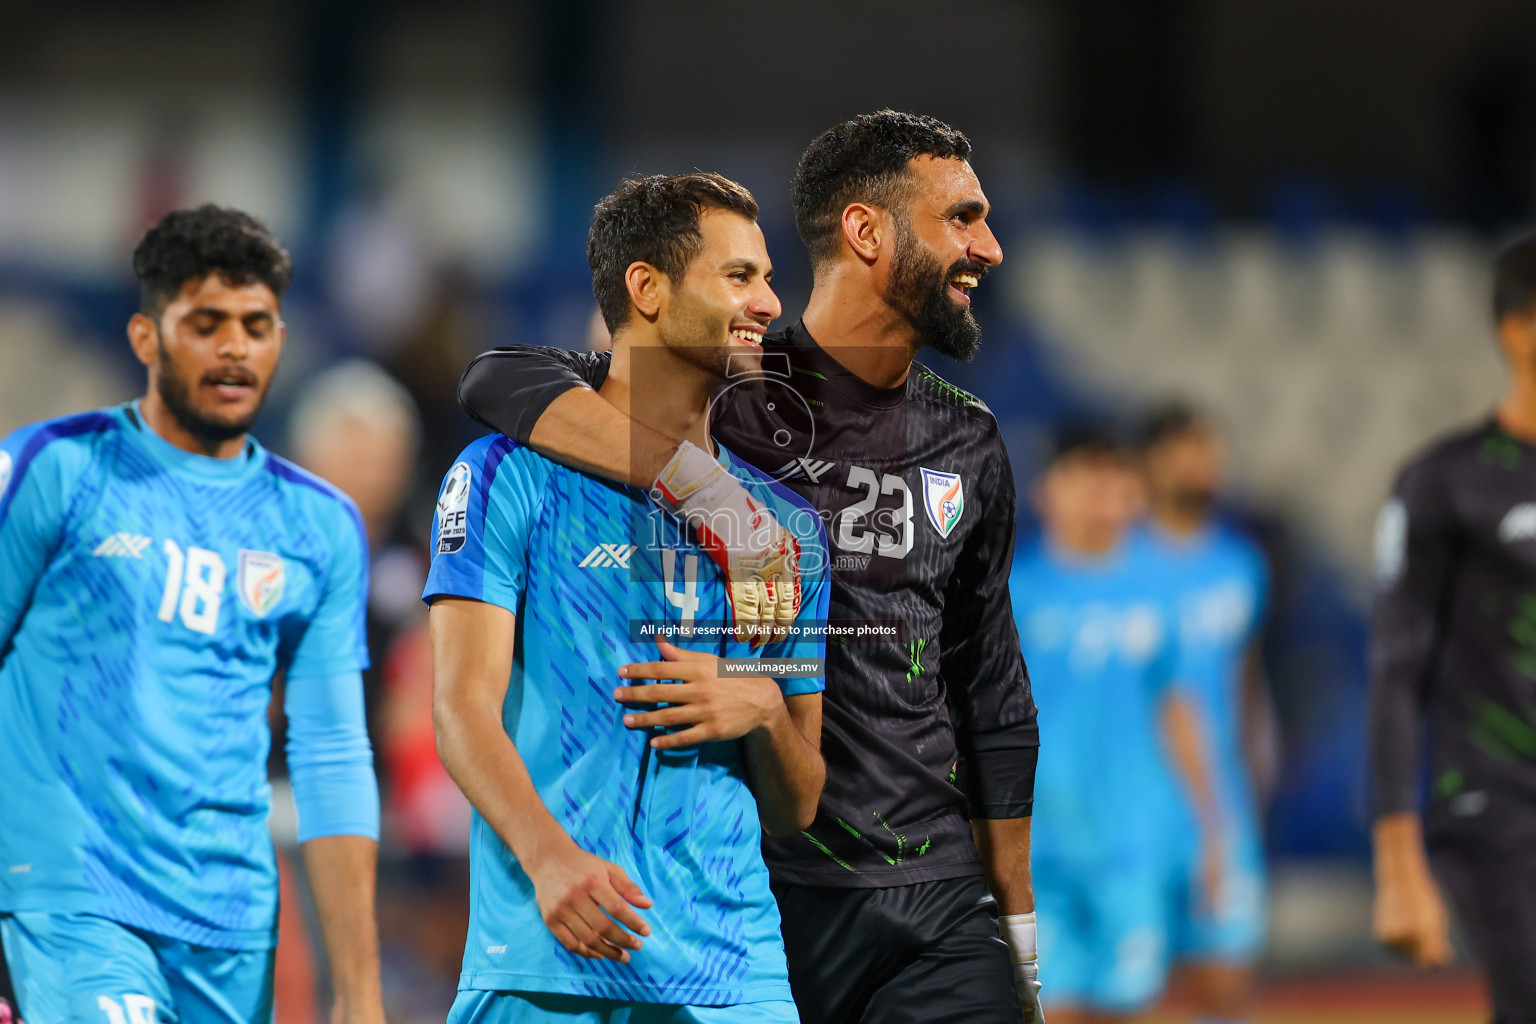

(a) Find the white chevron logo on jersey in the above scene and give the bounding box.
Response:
[92,532,153,559]
[772,458,837,483]
[579,544,639,569]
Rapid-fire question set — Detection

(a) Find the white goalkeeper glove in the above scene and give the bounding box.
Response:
[1000,912,1045,1023]
[652,440,802,648]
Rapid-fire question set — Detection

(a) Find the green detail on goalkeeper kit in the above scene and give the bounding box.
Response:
[1435,769,1464,798]
[872,810,930,864]
[792,367,829,382]
[808,813,932,870]
[918,369,981,408]
[906,639,928,683]
[1481,432,1522,471]
[834,817,894,866]
[1509,595,1536,680]
[1470,699,1536,761]
[801,830,855,872]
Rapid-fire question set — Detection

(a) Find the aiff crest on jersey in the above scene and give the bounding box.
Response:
[237,549,286,617]
[921,468,964,538]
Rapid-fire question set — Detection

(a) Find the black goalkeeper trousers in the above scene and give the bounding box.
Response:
[1433,837,1536,1024]
[772,875,1022,1024]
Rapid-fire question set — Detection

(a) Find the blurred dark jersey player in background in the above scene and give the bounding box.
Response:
[459,111,1042,1023]
[1370,234,1536,1024]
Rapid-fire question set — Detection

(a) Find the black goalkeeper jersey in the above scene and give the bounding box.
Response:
[459,321,1039,887]
[1371,419,1536,844]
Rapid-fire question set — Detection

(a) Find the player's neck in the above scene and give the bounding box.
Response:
[1048,525,1120,560]
[1497,376,1536,446]
[1150,505,1208,540]
[802,271,918,390]
[136,391,247,460]
[602,336,716,454]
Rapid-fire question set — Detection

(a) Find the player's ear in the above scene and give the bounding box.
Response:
[127,312,160,369]
[625,261,663,323]
[841,203,885,265]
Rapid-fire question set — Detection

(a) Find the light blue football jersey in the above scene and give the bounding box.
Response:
[1130,521,1267,825]
[0,403,370,950]
[1009,536,1186,868]
[423,434,830,1006]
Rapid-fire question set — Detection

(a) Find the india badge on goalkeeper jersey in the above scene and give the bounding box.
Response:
[423,434,830,1005]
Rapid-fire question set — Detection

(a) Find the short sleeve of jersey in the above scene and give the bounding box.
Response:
[285,494,371,679]
[0,423,90,647]
[758,505,831,698]
[422,436,548,613]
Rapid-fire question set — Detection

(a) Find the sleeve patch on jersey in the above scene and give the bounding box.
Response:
[1374,497,1406,586]
[920,467,965,538]
[0,449,11,496]
[238,549,286,617]
[437,461,472,554]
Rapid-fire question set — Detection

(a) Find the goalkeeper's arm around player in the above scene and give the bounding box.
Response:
[459,347,800,646]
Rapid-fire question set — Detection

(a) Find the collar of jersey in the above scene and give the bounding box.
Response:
[123,401,266,483]
[1042,533,1129,574]
[782,320,908,410]
[1140,517,1216,557]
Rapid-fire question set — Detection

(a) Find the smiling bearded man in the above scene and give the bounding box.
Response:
[456,111,1044,1024]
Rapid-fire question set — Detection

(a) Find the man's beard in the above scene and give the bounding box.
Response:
[888,219,986,362]
[154,336,267,448]
[1169,484,1218,520]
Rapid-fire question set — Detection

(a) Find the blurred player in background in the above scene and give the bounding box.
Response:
[425,172,830,1024]
[1012,426,1220,1024]
[0,206,383,1024]
[289,358,427,749]
[1371,234,1536,1023]
[1137,406,1272,1024]
[456,111,1042,1024]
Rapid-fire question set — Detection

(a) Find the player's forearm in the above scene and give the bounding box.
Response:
[434,695,576,867]
[525,389,678,489]
[972,815,1035,915]
[1162,694,1221,830]
[742,697,824,836]
[1372,811,1433,887]
[300,834,383,1020]
[1240,644,1279,802]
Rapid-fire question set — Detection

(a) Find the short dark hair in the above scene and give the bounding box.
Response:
[792,110,972,267]
[132,204,292,317]
[1494,234,1536,324]
[1048,421,1126,467]
[1138,401,1210,451]
[587,172,760,332]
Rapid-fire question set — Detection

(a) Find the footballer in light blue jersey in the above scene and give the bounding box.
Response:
[0,207,383,1024]
[427,173,828,1024]
[425,436,828,1004]
[1137,404,1272,1015]
[1009,426,1219,1021]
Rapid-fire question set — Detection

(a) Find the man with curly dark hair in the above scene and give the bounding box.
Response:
[0,205,384,1024]
[458,111,1043,1023]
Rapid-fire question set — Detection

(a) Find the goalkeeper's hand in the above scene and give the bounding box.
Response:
[1000,912,1046,1023]
[652,441,802,648]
